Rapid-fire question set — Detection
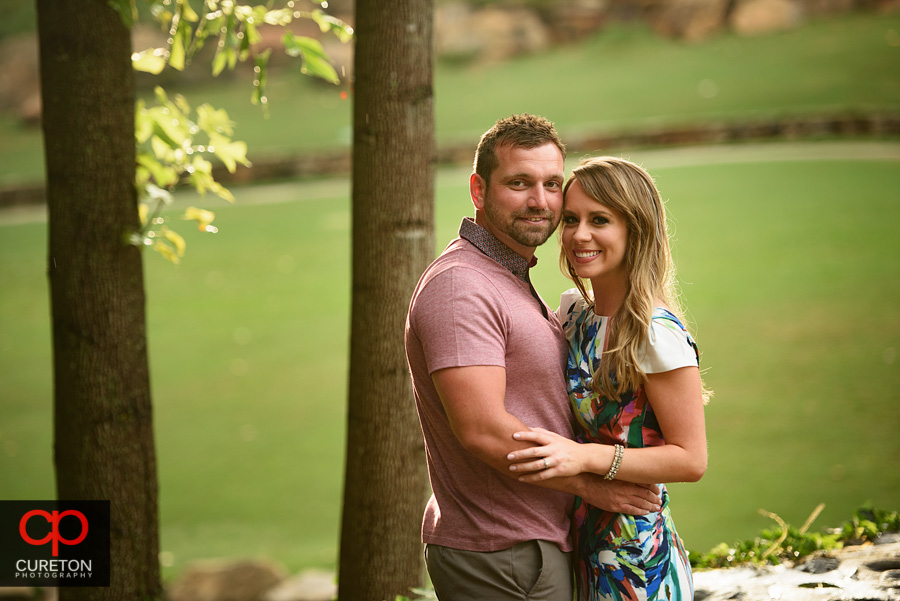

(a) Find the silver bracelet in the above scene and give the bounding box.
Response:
[604,444,625,480]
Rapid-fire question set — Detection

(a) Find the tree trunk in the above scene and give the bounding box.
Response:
[338,0,434,599]
[36,0,161,599]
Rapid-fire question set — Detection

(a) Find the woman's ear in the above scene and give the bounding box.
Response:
[470,173,486,210]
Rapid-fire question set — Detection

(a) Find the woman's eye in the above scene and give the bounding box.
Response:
[593,217,608,225]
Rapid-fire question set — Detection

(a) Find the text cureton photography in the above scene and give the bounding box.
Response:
[0,500,110,587]
[14,558,94,580]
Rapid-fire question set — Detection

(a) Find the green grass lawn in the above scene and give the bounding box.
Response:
[1,11,898,185]
[1,143,898,580]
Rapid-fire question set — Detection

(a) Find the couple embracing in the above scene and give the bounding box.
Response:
[405,114,710,601]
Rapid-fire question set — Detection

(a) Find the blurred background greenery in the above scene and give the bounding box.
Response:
[0,2,898,582]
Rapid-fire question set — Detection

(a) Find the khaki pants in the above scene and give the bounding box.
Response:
[425,540,573,601]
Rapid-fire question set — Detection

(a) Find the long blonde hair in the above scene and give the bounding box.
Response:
[560,157,691,400]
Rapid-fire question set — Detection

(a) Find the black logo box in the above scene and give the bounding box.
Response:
[0,500,110,587]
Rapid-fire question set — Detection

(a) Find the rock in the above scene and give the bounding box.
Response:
[796,556,840,573]
[434,1,482,63]
[435,3,550,63]
[262,569,337,601]
[647,0,730,41]
[0,34,40,124]
[729,0,805,36]
[167,559,288,601]
[693,540,900,601]
[538,0,611,43]
[0,588,38,601]
[0,589,54,601]
[877,532,900,545]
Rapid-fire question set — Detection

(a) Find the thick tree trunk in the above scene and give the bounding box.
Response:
[338,0,435,598]
[36,0,161,599]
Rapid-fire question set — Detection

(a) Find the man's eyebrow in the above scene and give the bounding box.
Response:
[499,172,564,183]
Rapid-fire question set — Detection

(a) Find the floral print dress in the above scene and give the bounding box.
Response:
[558,290,700,601]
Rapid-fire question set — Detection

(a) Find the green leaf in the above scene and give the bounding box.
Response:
[173,93,192,116]
[151,112,190,152]
[196,104,235,136]
[153,85,170,105]
[168,18,194,71]
[206,179,237,203]
[264,8,293,26]
[310,8,354,43]
[187,158,237,203]
[184,206,217,231]
[178,0,199,22]
[281,33,302,58]
[239,27,251,60]
[169,35,186,71]
[108,0,138,28]
[212,47,228,76]
[135,100,153,143]
[233,4,254,21]
[225,12,239,70]
[209,133,250,173]
[152,239,182,264]
[132,49,168,74]
[138,154,179,188]
[194,13,223,53]
[161,227,187,256]
[229,44,239,71]
[150,132,178,159]
[282,34,339,84]
[149,1,174,24]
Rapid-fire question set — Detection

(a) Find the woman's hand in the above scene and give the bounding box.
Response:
[506,427,602,482]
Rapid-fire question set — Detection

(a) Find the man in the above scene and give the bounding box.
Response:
[405,114,660,600]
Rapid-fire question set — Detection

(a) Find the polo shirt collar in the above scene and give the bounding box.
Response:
[458,217,537,283]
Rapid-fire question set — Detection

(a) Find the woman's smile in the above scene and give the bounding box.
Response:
[560,180,629,289]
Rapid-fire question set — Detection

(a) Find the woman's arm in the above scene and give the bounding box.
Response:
[434,364,662,513]
[507,365,707,485]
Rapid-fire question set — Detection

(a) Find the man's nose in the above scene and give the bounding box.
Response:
[527,187,549,210]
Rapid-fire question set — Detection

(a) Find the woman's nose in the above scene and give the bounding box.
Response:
[573,221,591,241]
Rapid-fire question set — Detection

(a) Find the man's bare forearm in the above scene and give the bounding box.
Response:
[458,413,661,515]
[529,471,661,515]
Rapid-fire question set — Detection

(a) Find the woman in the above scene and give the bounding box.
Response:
[506,157,709,600]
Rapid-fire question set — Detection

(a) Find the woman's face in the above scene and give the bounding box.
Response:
[560,179,629,290]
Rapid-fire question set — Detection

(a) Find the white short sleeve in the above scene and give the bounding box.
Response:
[557,288,586,323]
[638,311,699,374]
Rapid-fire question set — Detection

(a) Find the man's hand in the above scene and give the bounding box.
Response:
[577,475,661,515]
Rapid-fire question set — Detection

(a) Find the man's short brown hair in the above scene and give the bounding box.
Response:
[474,114,566,184]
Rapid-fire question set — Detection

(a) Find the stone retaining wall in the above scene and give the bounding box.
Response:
[2,111,897,209]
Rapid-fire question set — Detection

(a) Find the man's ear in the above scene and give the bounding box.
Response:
[470,173,486,210]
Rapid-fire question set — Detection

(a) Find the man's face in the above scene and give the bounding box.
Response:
[474,142,565,257]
